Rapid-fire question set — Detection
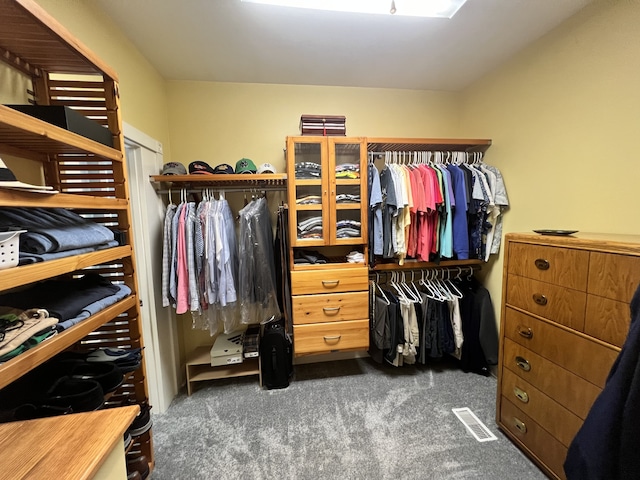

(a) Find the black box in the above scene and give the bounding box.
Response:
[6,104,113,148]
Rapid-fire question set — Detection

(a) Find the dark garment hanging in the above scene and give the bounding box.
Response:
[564,283,640,480]
[456,277,497,375]
[382,290,404,366]
[274,206,292,334]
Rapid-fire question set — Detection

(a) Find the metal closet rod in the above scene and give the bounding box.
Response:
[157,186,287,194]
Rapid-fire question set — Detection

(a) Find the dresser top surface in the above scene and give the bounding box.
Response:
[506,232,640,255]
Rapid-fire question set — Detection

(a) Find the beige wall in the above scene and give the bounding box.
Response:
[166,81,459,173]
[458,0,640,306]
[36,0,171,158]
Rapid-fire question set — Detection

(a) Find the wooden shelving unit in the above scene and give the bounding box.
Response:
[185,346,260,396]
[0,0,154,473]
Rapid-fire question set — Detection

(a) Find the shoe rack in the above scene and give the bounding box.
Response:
[0,0,153,473]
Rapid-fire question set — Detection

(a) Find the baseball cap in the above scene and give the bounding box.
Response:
[189,160,215,175]
[212,163,234,174]
[0,157,56,192]
[161,162,187,175]
[235,158,257,174]
[257,163,276,174]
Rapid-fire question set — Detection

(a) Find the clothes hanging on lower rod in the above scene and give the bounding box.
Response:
[161,192,280,335]
[368,268,498,375]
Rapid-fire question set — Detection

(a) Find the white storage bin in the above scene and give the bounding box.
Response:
[0,230,26,270]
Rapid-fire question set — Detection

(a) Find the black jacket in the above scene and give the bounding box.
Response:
[564,283,640,479]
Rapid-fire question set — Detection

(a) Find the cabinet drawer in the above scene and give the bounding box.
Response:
[291,267,368,295]
[502,338,601,419]
[584,295,631,347]
[506,276,586,331]
[500,397,568,480]
[292,291,368,324]
[504,307,618,389]
[501,369,582,447]
[293,319,368,355]
[508,243,589,290]
[588,252,640,302]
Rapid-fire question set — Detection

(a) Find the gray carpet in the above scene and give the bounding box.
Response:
[151,358,547,480]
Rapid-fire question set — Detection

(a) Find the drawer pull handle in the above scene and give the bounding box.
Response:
[514,387,529,403]
[518,326,533,339]
[322,280,340,288]
[513,417,527,434]
[323,335,342,343]
[535,258,550,270]
[323,306,341,315]
[515,356,531,372]
[532,293,547,306]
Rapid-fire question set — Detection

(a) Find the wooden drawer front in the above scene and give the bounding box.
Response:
[500,397,568,480]
[290,268,368,295]
[502,338,601,419]
[293,319,369,355]
[506,276,586,331]
[292,291,368,325]
[585,296,631,347]
[504,307,618,388]
[501,369,582,447]
[508,243,589,290]
[588,252,640,302]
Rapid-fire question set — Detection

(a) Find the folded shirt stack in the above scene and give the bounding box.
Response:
[0,207,118,265]
[346,251,365,264]
[295,162,322,179]
[336,219,361,238]
[335,163,360,179]
[297,216,323,239]
[0,308,58,362]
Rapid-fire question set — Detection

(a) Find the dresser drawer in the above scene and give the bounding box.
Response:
[500,397,568,480]
[508,243,589,290]
[501,369,582,447]
[293,319,369,355]
[585,296,631,347]
[292,291,368,325]
[506,276,586,331]
[504,307,618,388]
[588,252,640,302]
[502,338,601,419]
[290,267,368,295]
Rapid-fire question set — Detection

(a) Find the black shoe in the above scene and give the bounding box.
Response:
[68,361,124,394]
[129,402,152,437]
[45,377,104,412]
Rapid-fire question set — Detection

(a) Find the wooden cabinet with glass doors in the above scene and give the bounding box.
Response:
[286,136,368,250]
[286,136,369,357]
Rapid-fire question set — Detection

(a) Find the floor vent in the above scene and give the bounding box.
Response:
[452,407,498,442]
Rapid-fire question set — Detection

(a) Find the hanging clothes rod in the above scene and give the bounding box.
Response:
[156,186,287,195]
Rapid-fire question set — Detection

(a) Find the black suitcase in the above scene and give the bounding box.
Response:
[260,318,293,389]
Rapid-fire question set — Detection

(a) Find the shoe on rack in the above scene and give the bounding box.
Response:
[127,471,142,480]
[86,347,142,363]
[12,403,73,421]
[126,454,150,480]
[129,402,152,437]
[68,361,124,394]
[124,430,132,450]
[44,377,104,413]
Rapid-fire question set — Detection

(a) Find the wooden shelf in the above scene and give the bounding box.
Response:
[0,106,122,162]
[150,173,287,191]
[0,245,132,291]
[0,0,117,78]
[0,405,138,480]
[366,137,492,153]
[372,258,484,271]
[0,190,128,209]
[185,346,260,395]
[0,295,137,390]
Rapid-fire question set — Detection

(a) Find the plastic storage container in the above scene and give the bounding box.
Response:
[0,230,26,270]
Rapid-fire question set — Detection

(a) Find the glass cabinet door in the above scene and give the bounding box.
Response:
[329,139,367,245]
[287,138,327,246]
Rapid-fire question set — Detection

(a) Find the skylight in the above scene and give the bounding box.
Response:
[241,0,468,19]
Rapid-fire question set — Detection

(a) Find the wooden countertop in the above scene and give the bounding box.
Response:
[0,405,139,480]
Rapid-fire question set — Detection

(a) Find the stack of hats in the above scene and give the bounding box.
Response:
[164,159,278,175]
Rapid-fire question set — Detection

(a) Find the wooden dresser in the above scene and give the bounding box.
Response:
[291,265,369,356]
[497,232,640,480]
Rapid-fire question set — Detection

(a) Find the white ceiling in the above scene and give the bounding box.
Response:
[93,0,591,91]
